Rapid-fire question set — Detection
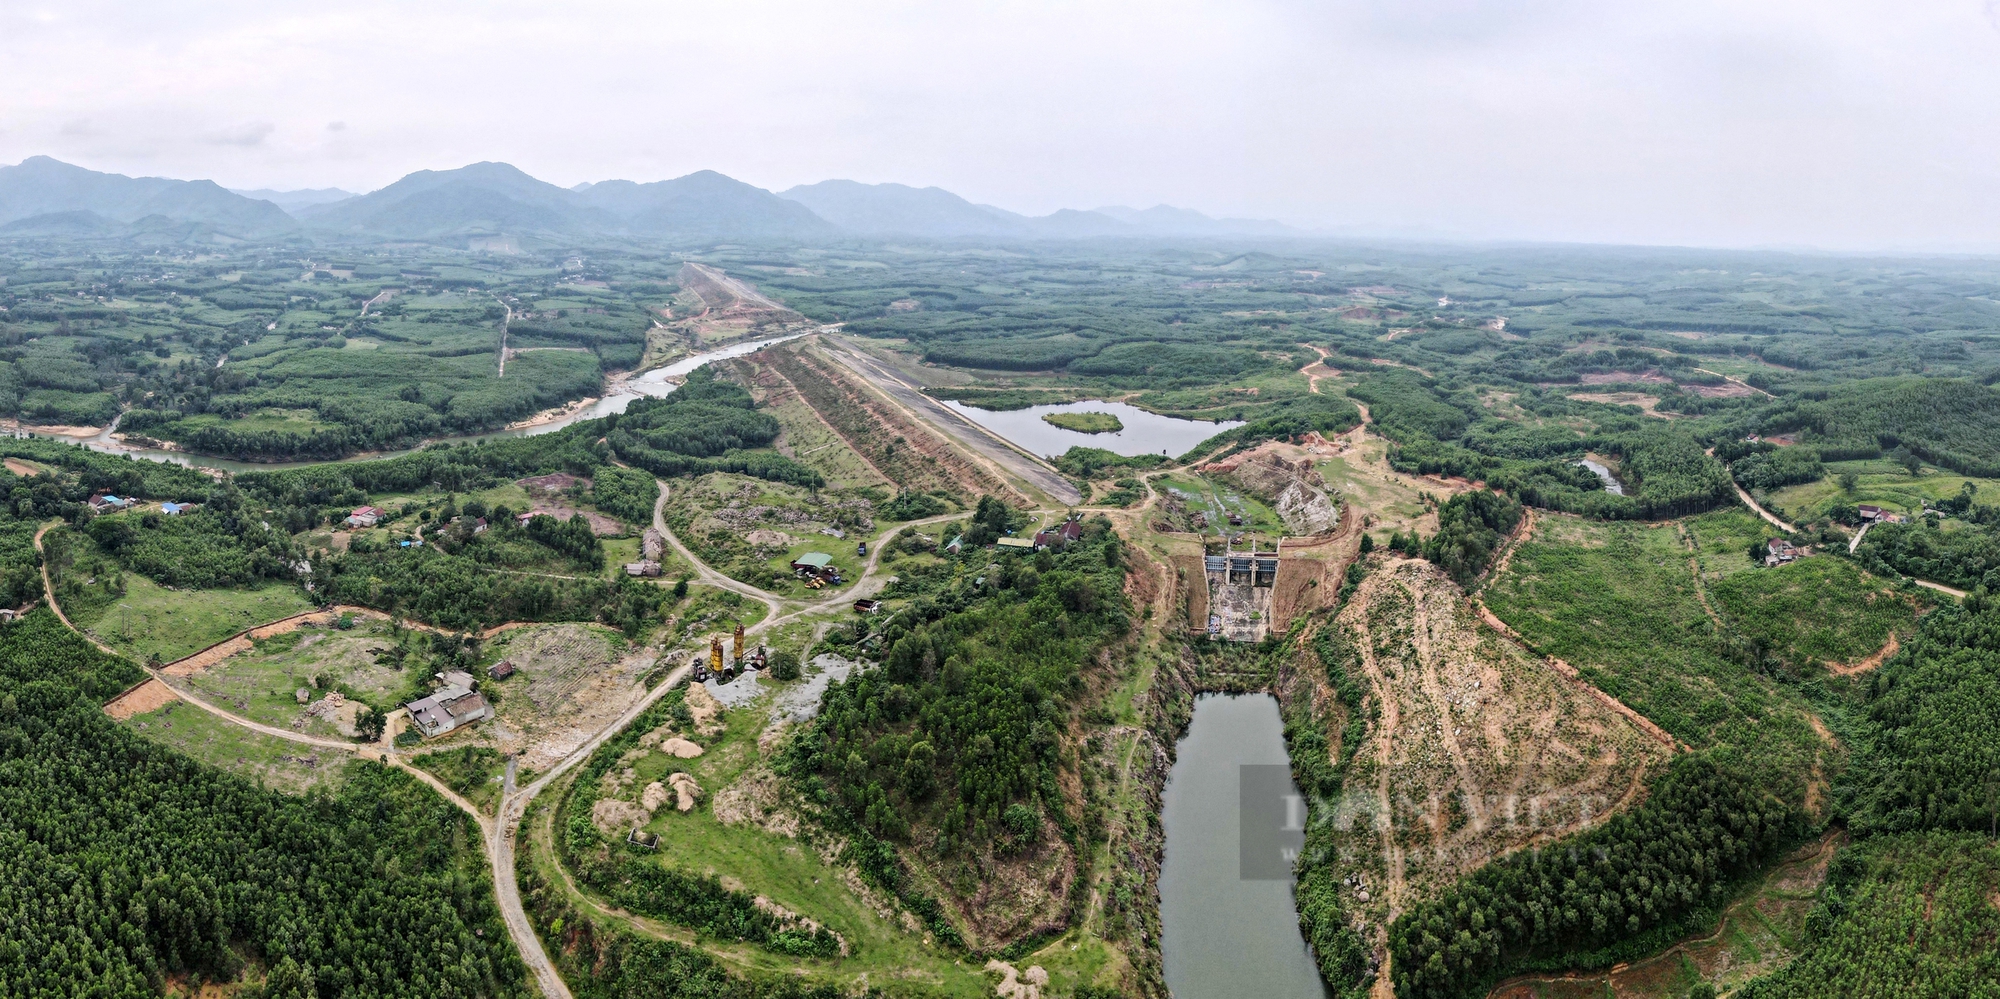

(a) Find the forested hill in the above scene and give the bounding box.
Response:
[787,509,1134,947]
[0,610,526,997]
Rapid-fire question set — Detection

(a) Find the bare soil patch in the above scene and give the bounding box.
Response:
[517,474,625,535]
[104,677,176,719]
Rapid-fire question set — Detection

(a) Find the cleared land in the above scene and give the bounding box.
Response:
[1327,558,1672,924]
[122,698,355,794]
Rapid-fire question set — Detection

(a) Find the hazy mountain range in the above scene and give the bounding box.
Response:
[0,156,1295,246]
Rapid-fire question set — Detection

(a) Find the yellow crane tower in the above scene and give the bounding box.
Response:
[709,634,724,673]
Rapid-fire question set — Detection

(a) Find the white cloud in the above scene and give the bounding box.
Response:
[0,0,1995,250]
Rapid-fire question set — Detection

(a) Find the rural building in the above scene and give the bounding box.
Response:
[791,552,834,574]
[89,494,131,512]
[853,598,882,613]
[405,673,491,738]
[624,560,662,577]
[1765,539,1800,567]
[1858,505,1884,521]
[997,536,1034,550]
[1033,516,1085,550]
[346,505,384,528]
[159,501,191,515]
[487,660,516,680]
[642,527,665,560]
[518,509,552,525]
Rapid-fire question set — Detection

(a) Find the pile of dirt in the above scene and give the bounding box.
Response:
[667,772,701,812]
[659,736,704,758]
[684,683,725,735]
[641,781,672,812]
[984,960,1050,999]
[712,765,802,837]
[591,797,651,835]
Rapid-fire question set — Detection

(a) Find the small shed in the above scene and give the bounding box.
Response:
[160,501,190,516]
[488,660,516,680]
[624,560,662,577]
[790,552,834,574]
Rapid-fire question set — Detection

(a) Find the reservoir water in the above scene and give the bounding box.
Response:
[1159,693,1327,999]
[6,333,808,475]
[942,400,1242,459]
[1577,457,1624,495]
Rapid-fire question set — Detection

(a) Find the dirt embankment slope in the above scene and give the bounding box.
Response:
[757,341,1031,505]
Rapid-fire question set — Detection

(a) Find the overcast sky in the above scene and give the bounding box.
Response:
[3,0,1998,251]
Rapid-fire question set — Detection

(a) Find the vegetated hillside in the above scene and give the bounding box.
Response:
[1285,557,1673,998]
[0,611,526,997]
[786,513,1134,948]
[1765,378,2000,477]
[1735,831,2000,999]
[0,156,296,237]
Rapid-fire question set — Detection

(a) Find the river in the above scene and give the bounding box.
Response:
[942,400,1242,459]
[6,333,808,475]
[1159,693,1326,999]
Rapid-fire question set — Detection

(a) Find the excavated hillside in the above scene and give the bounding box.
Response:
[1299,557,1672,933]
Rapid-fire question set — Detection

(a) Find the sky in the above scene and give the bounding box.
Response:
[3,0,1999,251]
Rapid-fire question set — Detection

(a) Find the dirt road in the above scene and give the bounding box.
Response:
[1734,483,1797,533]
[817,336,1082,505]
[651,479,787,620]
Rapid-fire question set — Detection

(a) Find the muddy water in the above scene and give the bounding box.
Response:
[1159,693,1326,999]
[7,332,809,475]
[942,400,1242,459]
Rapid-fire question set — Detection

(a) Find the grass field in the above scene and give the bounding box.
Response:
[122,699,355,795]
[1042,411,1124,433]
[1708,557,1924,671]
[176,620,412,738]
[614,701,995,997]
[76,575,314,665]
[413,745,508,813]
[1313,435,1446,541]
[1764,465,2000,524]
[1483,515,1823,792]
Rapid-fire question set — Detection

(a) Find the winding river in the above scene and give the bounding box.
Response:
[1159,693,1326,999]
[7,333,807,474]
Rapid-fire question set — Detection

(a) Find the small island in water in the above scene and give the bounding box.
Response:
[1041,411,1124,434]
